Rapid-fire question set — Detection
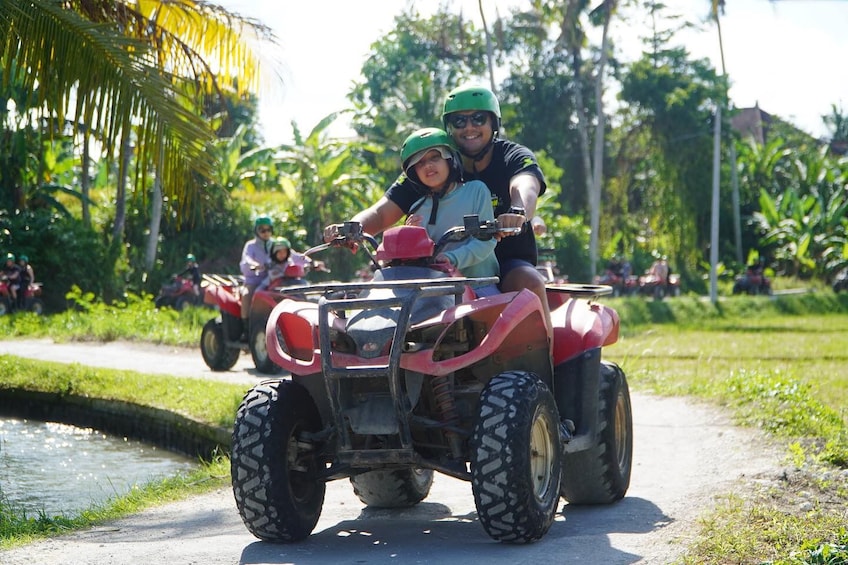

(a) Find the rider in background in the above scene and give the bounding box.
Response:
[2,253,21,310]
[239,217,274,338]
[16,254,34,310]
[179,253,202,297]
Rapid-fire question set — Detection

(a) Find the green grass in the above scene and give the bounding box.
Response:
[604,307,848,564]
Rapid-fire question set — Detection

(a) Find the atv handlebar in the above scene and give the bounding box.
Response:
[315,216,520,272]
[433,215,521,256]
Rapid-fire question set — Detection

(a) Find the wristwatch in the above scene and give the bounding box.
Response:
[507,206,526,216]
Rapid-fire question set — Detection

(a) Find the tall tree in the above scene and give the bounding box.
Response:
[349,8,489,150]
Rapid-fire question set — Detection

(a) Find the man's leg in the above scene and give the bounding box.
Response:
[500,260,552,337]
[240,284,258,341]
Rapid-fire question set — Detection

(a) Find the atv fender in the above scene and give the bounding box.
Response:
[550,298,619,365]
[204,284,241,318]
[266,299,344,373]
[401,289,548,377]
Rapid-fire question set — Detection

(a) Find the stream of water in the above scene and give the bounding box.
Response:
[0,417,199,516]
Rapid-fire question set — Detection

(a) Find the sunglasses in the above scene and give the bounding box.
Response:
[448,111,489,129]
[257,227,272,233]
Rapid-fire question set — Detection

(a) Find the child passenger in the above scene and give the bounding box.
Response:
[399,127,499,296]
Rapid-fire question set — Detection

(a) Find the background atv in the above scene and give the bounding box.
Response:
[230,217,633,544]
[637,271,681,299]
[200,259,324,374]
[0,277,44,315]
[154,274,203,310]
[733,265,772,295]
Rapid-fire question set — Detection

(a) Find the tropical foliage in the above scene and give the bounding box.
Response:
[0,0,846,311]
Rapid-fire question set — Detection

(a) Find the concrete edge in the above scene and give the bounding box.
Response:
[0,388,231,459]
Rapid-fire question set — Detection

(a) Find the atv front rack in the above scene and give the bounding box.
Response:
[306,277,497,470]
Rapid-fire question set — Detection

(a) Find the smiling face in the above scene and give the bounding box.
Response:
[446,110,493,158]
[411,149,451,191]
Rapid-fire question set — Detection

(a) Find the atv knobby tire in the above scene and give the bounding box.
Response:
[231,380,326,542]
[249,316,281,374]
[350,468,434,508]
[560,361,632,504]
[471,371,562,543]
[200,318,239,371]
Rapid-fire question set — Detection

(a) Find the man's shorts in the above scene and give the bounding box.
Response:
[498,258,535,288]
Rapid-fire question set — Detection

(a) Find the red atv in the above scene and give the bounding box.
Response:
[637,272,681,299]
[230,216,633,544]
[200,260,324,374]
[154,274,202,311]
[733,264,772,295]
[0,277,44,315]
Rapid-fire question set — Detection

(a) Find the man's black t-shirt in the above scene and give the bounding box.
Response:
[385,139,547,265]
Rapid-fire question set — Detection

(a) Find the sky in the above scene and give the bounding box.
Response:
[217,0,848,147]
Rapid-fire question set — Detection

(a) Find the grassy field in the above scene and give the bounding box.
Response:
[0,291,846,561]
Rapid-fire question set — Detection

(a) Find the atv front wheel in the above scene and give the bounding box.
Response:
[471,371,561,543]
[231,380,325,542]
[249,317,281,374]
[350,467,434,508]
[200,318,239,371]
[560,361,632,504]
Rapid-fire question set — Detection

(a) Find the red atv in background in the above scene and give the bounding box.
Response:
[595,268,639,296]
[200,259,326,374]
[637,271,681,299]
[154,274,203,310]
[230,216,633,545]
[733,263,772,295]
[0,277,44,315]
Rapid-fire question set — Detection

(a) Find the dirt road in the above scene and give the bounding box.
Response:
[0,339,785,565]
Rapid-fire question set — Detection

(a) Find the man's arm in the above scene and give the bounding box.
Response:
[508,171,542,219]
[325,196,405,242]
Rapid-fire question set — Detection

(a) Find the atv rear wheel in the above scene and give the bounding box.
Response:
[560,361,632,504]
[231,380,326,542]
[200,318,239,371]
[27,298,44,315]
[471,371,562,543]
[249,317,281,374]
[174,295,190,311]
[350,467,434,508]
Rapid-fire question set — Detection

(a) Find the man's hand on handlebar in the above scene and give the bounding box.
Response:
[322,222,360,253]
[494,212,526,241]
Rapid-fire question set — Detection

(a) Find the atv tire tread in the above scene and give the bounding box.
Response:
[471,371,561,543]
[231,380,325,542]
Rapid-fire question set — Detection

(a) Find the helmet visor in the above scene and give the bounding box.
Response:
[406,146,452,168]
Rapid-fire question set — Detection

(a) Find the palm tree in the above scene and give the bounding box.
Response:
[0,0,274,220]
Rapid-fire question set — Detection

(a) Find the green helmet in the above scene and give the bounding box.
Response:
[399,128,463,187]
[5,252,14,262]
[19,254,28,262]
[254,216,273,235]
[186,253,196,262]
[442,84,501,129]
[267,237,292,262]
